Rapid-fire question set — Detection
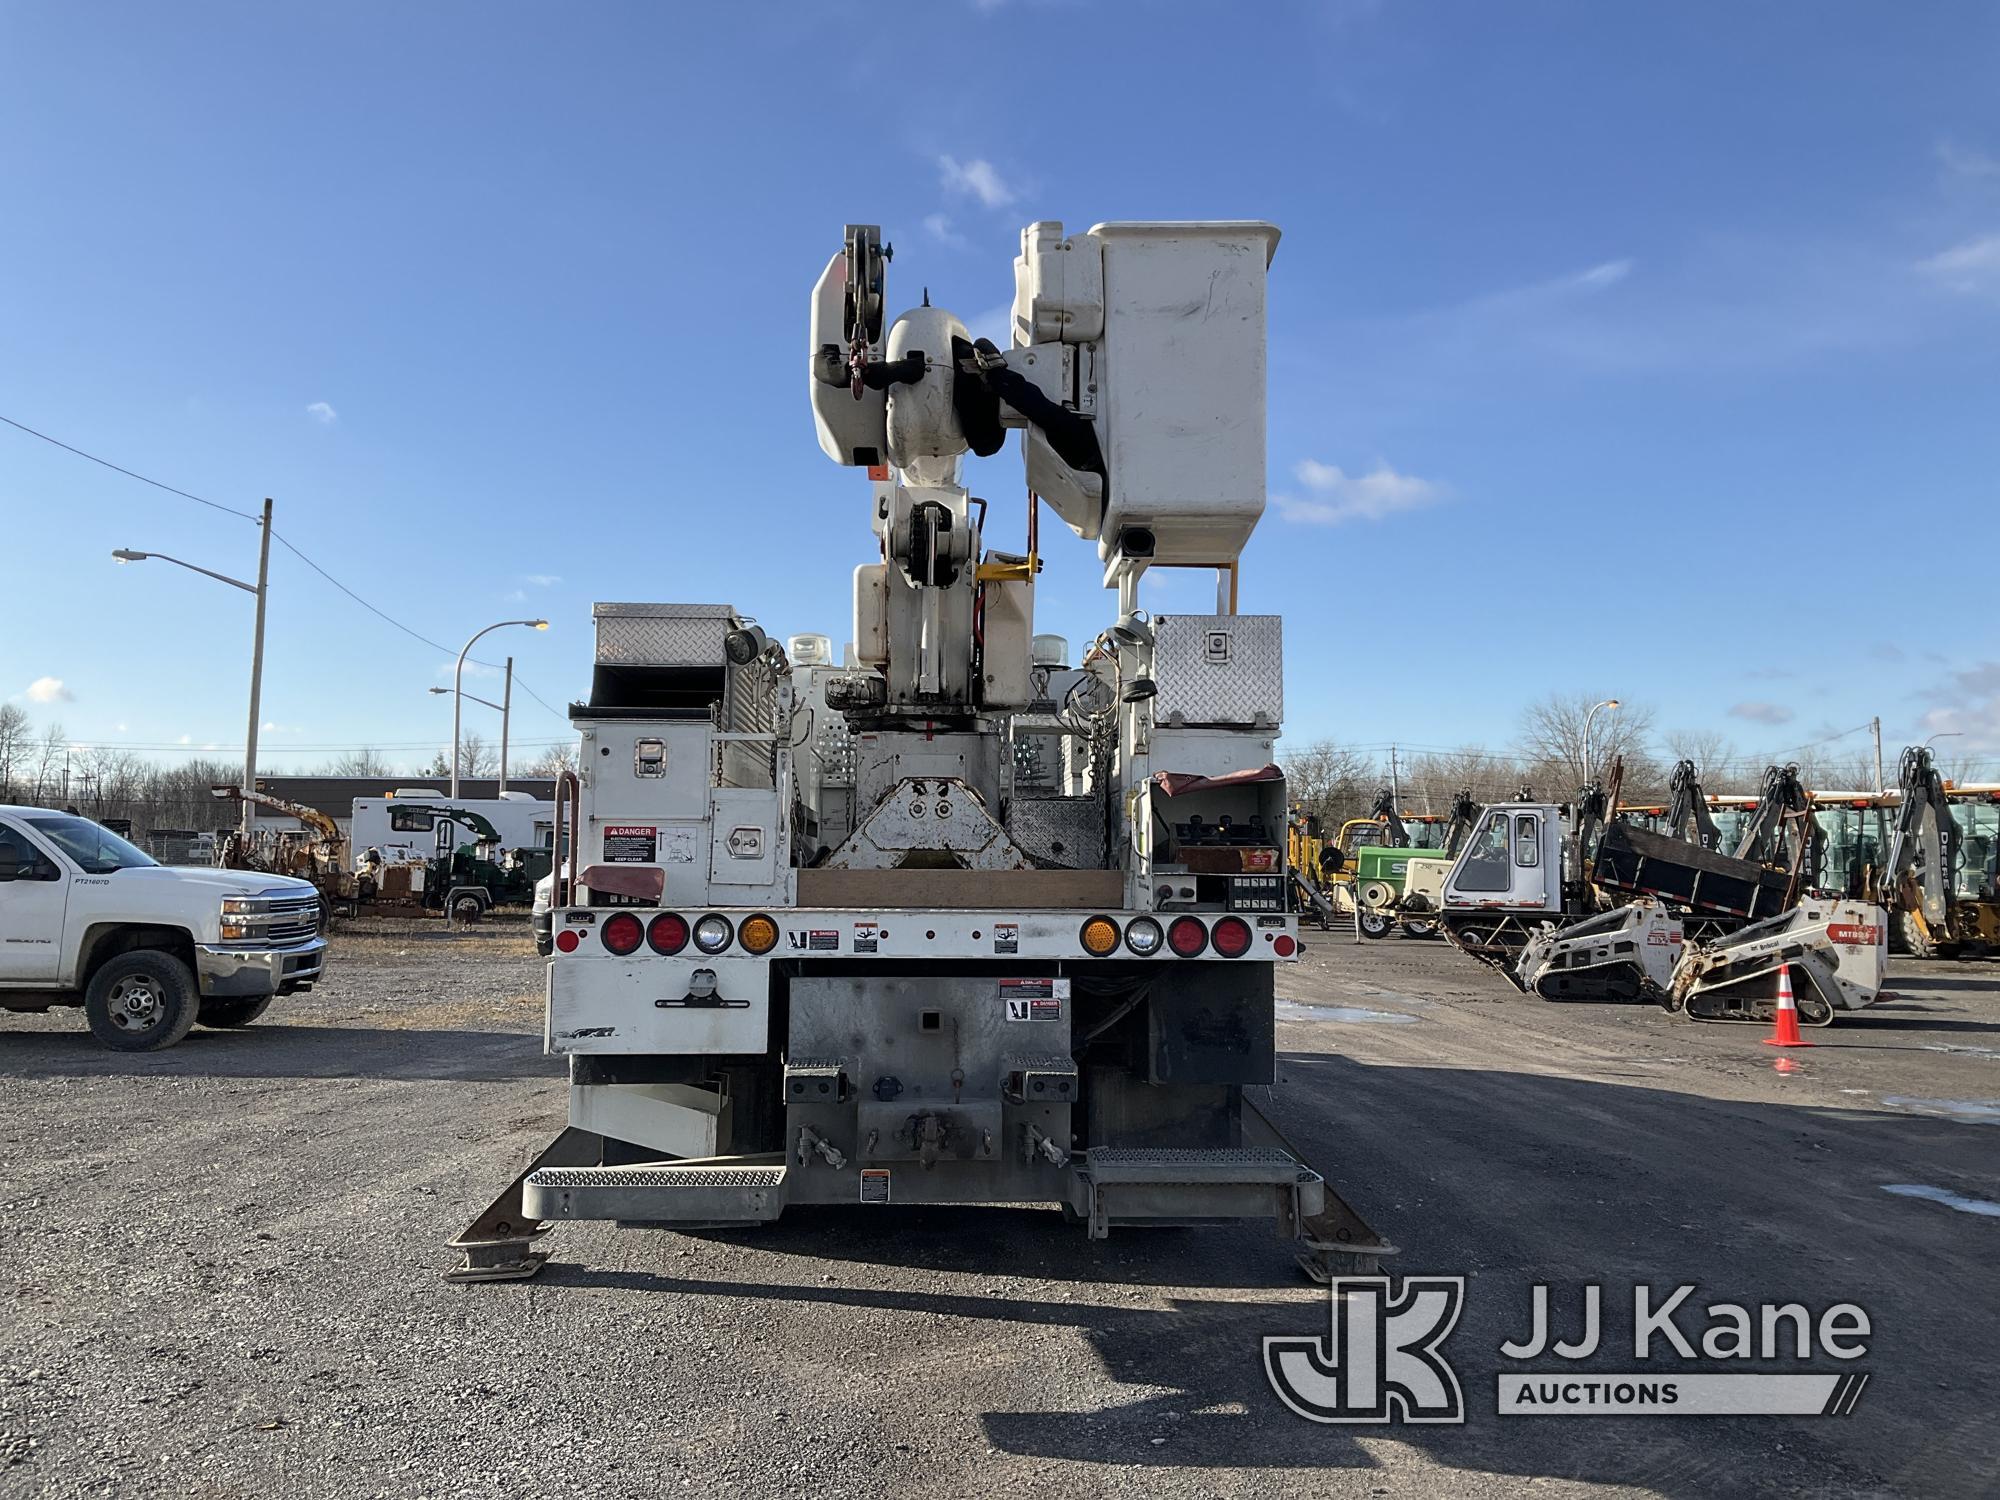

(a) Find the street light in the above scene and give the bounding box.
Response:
[112,498,274,841]
[451,621,546,797]
[430,661,515,793]
[1582,698,1621,782]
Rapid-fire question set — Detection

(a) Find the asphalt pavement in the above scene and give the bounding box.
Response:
[1,917,1995,1498]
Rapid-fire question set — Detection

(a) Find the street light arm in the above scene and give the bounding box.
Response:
[112,549,258,595]
[432,687,504,712]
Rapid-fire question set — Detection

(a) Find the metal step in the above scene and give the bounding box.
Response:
[523,1159,790,1224]
[1069,1146,1325,1238]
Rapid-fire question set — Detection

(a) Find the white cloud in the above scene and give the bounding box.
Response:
[1275,459,1448,526]
[923,212,969,250]
[965,300,1016,348]
[1727,701,1795,726]
[937,155,1017,209]
[1572,258,1634,290]
[178,734,193,746]
[439,659,502,681]
[1937,139,2000,181]
[1917,233,2000,298]
[24,676,73,704]
[1916,661,2000,752]
[523,574,563,588]
[306,401,338,425]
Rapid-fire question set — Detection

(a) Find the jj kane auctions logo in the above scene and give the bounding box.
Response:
[1266,1278,1871,1422]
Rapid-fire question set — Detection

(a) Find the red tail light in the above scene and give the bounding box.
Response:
[1211,916,1252,957]
[647,912,690,956]
[601,912,644,955]
[554,928,580,954]
[1167,916,1208,957]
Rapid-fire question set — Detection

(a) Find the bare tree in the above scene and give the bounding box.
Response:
[30,723,69,804]
[0,703,29,800]
[1517,693,1660,794]
[518,742,578,777]
[456,732,499,778]
[1280,739,1376,829]
[323,747,396,776]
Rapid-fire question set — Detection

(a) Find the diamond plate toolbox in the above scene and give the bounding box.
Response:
[1152,614,1283,727]
[593,602,735,665]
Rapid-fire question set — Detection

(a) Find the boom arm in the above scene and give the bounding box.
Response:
[1370,787,1409,849]
[210,784,342,845]
[1876,746,1959,923]
[1666,760,1723,851]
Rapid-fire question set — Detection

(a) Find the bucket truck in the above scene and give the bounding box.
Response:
[448,219,1388,1283]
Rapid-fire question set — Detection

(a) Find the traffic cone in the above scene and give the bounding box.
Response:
[1762,961,1813,1048]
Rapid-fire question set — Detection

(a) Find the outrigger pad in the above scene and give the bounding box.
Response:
[444,1126,603,1285]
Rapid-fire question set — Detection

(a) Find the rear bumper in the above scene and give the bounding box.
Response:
[195,937,328,998]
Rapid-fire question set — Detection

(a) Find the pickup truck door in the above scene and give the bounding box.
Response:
[0,817,69,982]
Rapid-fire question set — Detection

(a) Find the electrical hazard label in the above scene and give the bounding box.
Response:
[1001,977,1069,1022]
[602,826,657,863]
[859,1169,891,1204]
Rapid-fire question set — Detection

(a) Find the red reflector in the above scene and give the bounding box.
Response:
[647,912,690,956]
[1167,916,1207,957]
[1211,917,1252,957]
[554,928,580,954]
[601,912,644,955]
[1273,934,1297,958]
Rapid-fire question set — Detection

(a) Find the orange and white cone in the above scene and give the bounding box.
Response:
[1762,961,1813,1048]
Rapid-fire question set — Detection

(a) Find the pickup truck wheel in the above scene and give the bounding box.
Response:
[198,995,273,1028]
[85,951,201,1052]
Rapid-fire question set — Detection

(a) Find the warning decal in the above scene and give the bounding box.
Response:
[602,825,657,863]
[859,1169,891,1204]
[853,921,879,954]
[1001,976,1069,1022]
[993,922,1019,955]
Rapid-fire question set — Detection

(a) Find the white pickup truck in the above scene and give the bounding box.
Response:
[0,805,328,1051]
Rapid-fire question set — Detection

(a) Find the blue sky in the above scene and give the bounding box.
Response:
[3,2,1998,776]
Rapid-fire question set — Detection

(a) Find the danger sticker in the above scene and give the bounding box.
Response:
[807,929,839,951]
[1829,923,1883,946]
[1001,976,1068,1022]
[993,922,1019,955]
[602,825,657,863]
[859,1169,891,1204]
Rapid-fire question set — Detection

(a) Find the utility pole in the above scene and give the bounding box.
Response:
[498,656,513,796]
[1390,744,1400,807]
[241,499,273,843]
[1871,716,1884,795]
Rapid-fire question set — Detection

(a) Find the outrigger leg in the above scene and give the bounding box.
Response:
[445,1126,603,1283]
[1242,1094,1396,1283]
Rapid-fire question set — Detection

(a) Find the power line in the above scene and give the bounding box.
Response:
[0,414,262,521]
[1,412,570,725]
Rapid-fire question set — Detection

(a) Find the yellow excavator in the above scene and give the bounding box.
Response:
[208,784,355,914]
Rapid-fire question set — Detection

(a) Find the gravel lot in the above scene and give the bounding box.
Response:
[2,918,1996,1498]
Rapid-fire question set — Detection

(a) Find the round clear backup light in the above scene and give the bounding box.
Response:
[693,914,734,954]
[1124,917,1164,956]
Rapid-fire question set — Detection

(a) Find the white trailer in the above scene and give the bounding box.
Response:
[450,219,1387,1282]
[348,792,553,868]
